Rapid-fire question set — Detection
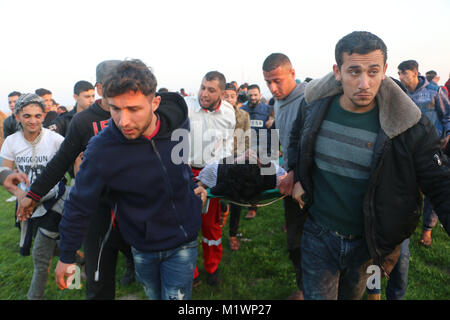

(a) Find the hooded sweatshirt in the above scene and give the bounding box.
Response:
[58,93,202,263]
[273,83,306,170]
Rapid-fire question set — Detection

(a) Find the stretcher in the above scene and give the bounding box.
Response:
[202,188,286,213]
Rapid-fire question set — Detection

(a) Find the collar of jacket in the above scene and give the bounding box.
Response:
[275,82,307,108]
[304,72,422,139]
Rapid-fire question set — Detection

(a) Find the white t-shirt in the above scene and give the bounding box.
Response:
[185,97,236,168]
[0,128,64,193]
[1,128,65,243]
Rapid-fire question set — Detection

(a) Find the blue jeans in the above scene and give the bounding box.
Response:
[366,238,410,299]
[385,238,410,300]
[132,239,197,300]
[301,217,372,300]
[422,197,438,231]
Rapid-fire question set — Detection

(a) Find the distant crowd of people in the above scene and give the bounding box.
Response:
[0,30,449,301]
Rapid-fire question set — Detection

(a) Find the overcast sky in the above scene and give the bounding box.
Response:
[1,0,449,112]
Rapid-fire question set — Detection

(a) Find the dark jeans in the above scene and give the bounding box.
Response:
[301,216,372,300]
[283,196,308,291]
[84,206,133,300]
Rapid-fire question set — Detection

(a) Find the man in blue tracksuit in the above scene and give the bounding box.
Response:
[54,59,205,300]
[241,84,274,219]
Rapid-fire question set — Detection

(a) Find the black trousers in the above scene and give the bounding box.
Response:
[228,203,258,237]
[228,203,241,237]
[283,196,308,291]
[83,205,133,300]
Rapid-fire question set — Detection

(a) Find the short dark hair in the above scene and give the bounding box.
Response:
[35,88,52,96]
[204,71,226,91]
[8,91,21,98]
[425,70,437,82]
[74,80,94,95]
[239,83,248,90]
[58,106,68,113]
[248,84,260,92]
[262,53,292,72]
[335,31,387,68]
[102,59,158,98]
[398,60,418,72]
[158,87,169,93]
[225,83,237,92]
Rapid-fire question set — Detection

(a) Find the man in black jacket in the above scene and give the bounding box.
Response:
[35,88,58,128]
[49,80,95,137]
[17,60,136,299]
[3,91,21,139]
[288,31,450,300]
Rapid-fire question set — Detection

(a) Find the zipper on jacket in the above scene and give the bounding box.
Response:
[95,203,117,282]
[150,140,189,239]
[366,139,390,271]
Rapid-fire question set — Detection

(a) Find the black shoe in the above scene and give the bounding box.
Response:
[207,269,222,287]
[120,265,135,286]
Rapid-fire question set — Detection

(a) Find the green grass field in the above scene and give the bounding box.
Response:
[0,187,448,300]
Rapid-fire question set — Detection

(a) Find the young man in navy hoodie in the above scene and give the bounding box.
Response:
[18,60,136,299]
[54,59,206,300]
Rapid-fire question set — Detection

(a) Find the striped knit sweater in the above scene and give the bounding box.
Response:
[309,96,380,236]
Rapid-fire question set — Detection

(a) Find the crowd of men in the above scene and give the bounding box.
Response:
[0,30,449,300]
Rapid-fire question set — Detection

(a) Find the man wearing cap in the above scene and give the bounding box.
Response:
[1,93,66,299]
[17,60,135,299]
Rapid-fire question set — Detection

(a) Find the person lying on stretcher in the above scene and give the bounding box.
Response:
[196,150,287,204]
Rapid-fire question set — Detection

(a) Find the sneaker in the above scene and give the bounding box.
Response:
[219,202,230,228]
[229,236,240,251]
[419,230,432,247]
[207,269,222,287]
[6,195,17,202]
[120,264,135,286]
[245,209,256,220]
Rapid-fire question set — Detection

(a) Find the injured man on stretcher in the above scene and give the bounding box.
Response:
[196,150,287,204]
